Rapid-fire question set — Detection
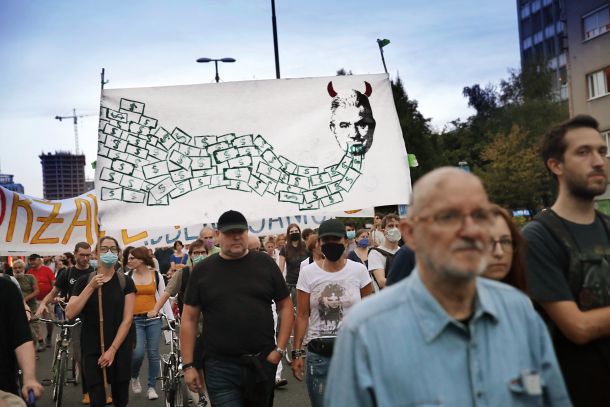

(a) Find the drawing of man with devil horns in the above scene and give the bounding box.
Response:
[327,81,376,156]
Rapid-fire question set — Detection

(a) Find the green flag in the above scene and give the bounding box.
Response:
[408,154,418,168]
[377,38,391,48]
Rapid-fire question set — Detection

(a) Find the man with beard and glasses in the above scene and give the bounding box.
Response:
[324,167,570,407]
[523,115,610,406]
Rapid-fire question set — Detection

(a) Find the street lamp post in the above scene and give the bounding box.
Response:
[196,57,236,83]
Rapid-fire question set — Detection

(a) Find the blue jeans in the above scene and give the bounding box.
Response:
[204,356,276,407]
[131,316,162,388]
[305,351,331,407]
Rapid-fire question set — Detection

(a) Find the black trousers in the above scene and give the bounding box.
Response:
[88,380,129,407]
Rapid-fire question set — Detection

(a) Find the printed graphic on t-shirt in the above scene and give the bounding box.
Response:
[310,280,359,336]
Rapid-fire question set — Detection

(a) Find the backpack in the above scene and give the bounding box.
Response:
[177,267,191,315]
[87,270,127,292]
[535,209,610,310]
[368,247,396,280]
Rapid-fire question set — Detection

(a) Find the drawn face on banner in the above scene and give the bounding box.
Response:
[328,81,376,156]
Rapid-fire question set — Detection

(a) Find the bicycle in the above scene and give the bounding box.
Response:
[36,317,81,407]
[158,314,190,407]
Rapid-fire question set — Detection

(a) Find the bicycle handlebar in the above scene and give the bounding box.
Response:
[33,317,81,328]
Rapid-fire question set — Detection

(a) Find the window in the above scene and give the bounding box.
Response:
[587,67,610,99]
[523,36,533,49]
[521,2,531,19]
[583,5,610,40]
[604,131,610,157]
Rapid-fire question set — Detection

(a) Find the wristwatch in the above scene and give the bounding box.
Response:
[291,349,306,359]
[275,347,286,357]
[182,362,195,371]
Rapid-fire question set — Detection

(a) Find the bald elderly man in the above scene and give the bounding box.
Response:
[324,168,571,407]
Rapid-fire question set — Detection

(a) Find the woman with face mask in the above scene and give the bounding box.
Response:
[346,229,371,267]
[279,224,310,303]
[150,239,209,406]
[66,236,136,407]
[292,219,373,407]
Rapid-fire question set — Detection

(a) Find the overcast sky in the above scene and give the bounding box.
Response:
[0,0,520,197]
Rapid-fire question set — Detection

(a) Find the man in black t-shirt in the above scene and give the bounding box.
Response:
[36,241,94,403]
[181,210,294,407]
[0,278,43,400]
[524,115,610,406]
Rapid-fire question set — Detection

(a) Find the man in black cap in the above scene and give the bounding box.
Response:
[181,210,294,407]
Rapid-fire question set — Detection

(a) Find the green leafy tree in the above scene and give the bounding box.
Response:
[478,125,551,210]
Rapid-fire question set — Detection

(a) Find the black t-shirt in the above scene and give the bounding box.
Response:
[72,272,136,357]
[279,246,309,285]
[0,278,33,395]
[524,216,610,405]
[185,250,289,357]
[55,266,94,299]
[387,244,416,286]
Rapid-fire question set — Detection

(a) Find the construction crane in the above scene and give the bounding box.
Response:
[54,109,96,154]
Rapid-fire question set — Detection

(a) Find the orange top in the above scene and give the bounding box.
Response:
[133,275,156,315]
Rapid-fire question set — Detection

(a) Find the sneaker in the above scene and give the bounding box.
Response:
[81,393,90,405]
[131,377,142,394]
[105,396,112,405]
[147,387,158,400]
[275,378,288,388]
[197,394,208,407]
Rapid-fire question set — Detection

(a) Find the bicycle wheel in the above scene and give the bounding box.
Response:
[51,356,60,401]
[55,352,67,407]
[162,356,176,407]
[174,381,189,407]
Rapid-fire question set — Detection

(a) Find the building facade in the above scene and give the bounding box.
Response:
[0,173,25,194]
[563,0,610,208]
[39,152,86,199]
[516,0,569,100]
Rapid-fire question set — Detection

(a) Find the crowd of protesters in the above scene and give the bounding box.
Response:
[1,114,608,407]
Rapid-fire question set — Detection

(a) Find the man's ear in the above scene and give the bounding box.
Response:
[547,158,563,177]
[400,220,416,250]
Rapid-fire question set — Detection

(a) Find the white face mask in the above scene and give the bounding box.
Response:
[386,227,401,243]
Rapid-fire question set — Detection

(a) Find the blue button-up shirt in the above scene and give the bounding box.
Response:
[324,269,572,407]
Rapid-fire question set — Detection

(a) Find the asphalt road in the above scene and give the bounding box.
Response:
[33,331,310,407]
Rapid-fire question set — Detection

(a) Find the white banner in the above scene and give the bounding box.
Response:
[0,187,99,255]
[0,187,374,254]
[96,74,411,230]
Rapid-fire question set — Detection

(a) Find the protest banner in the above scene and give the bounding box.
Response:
[96,74,411,230]
[0,186,374,254]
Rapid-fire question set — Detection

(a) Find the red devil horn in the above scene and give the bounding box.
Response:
[364,81,372,97]
[327,81,337,98]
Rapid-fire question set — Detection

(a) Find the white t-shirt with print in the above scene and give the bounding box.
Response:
[297,259,371,340]
[367,245,400,272]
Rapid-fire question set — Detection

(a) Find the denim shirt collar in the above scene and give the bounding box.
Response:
[407,268,499,343]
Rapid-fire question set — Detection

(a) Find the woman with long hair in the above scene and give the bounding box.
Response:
[483,204,527,292]
[279,224,310,301]
[300,233,324,270]
[127,247,169,400]
[66,236,136,407]
[346,229,370,267]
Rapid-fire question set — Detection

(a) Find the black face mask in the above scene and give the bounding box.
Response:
[321,243,345,262]
[289,232,301,241]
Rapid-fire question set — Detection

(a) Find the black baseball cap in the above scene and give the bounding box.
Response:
[318,218,346,238]
[217,210,249,233]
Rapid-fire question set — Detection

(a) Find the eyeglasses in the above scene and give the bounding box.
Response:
[412,209,493,229]
[192,250,206,256]
[100,247,119,254]
[491,238,514,252]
